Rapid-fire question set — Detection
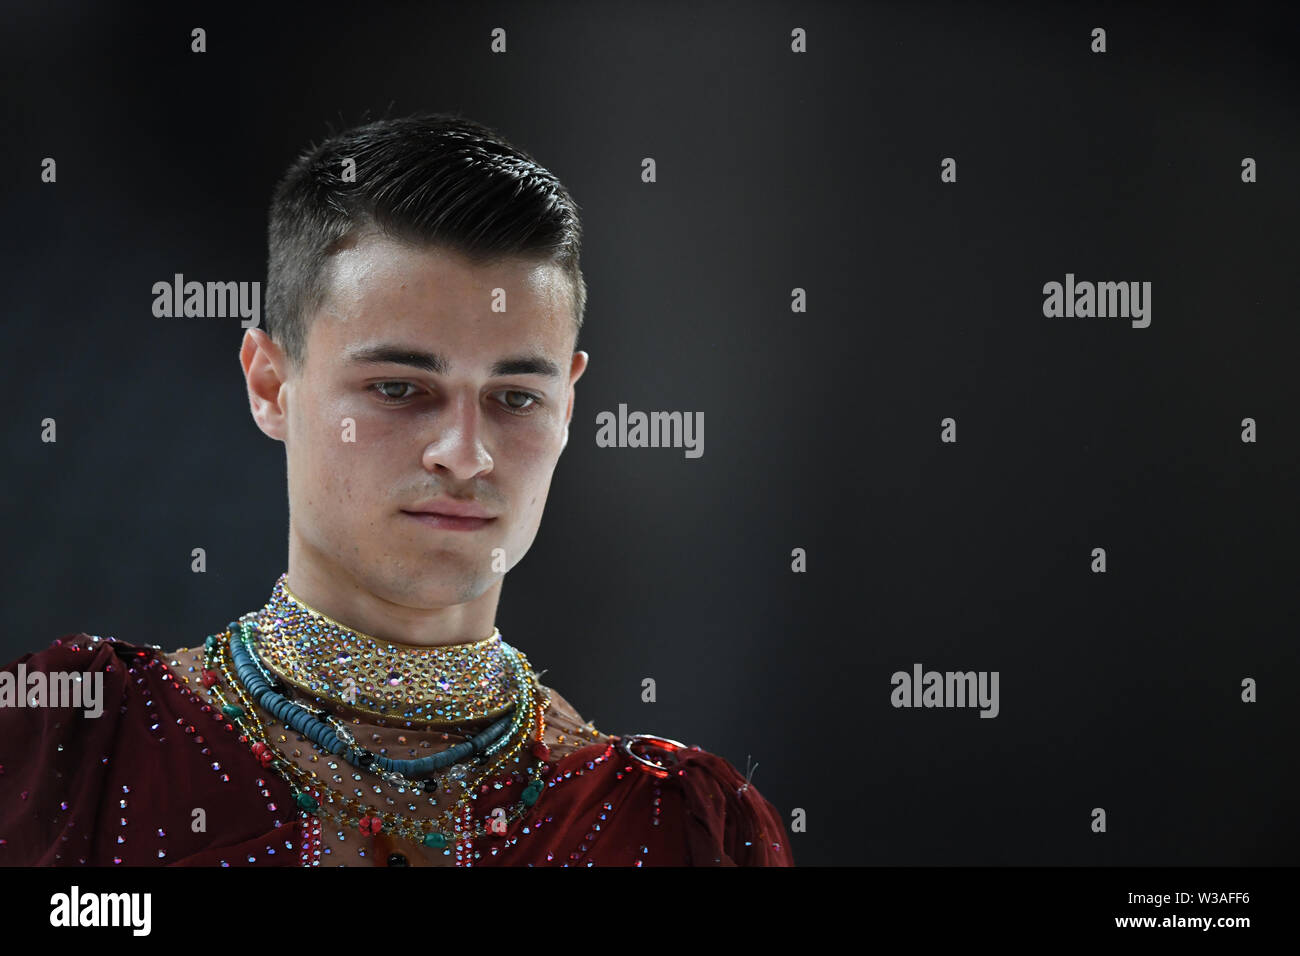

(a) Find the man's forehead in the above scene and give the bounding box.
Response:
[311,237,574,359]
[325,234,568,302]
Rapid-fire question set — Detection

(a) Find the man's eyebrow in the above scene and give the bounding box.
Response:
[343,345,562,378]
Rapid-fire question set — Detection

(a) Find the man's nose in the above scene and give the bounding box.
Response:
[420,393,493,480]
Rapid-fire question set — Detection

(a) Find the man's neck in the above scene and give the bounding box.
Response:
[283,556,502,649]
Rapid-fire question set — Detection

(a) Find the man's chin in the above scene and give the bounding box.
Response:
[389,573,497,608]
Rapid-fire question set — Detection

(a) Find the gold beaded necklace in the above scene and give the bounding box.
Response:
[253,573,516,727]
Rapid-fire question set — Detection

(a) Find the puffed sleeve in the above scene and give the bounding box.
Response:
[669,745,795,866]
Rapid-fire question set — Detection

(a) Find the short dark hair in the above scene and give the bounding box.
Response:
[265,112,587,369]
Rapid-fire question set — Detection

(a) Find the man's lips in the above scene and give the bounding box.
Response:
[400,510,497,532]
[404,498,496,519]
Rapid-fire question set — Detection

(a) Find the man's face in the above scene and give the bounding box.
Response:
[272,233,586,610]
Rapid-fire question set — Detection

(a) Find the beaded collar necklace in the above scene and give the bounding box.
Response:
[194,574,556,859]
[252,573,516,727]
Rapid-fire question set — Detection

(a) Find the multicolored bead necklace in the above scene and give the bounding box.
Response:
[197,582,556,857]
[203,623,548,851]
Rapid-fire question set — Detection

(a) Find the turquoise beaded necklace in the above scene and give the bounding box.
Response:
[202,616,550,854]
[228,618,516,778]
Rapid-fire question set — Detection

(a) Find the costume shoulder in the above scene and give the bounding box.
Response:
[532,685,792,866]
[529,721,793,867]
[0,634,286,867]
[624,734,795,867]
[0,634,149,863]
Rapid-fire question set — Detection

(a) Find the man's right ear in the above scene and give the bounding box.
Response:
[240,328,290,441]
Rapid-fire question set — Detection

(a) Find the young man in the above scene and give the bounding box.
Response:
[0,113,792,867]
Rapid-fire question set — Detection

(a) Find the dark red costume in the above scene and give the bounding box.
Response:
[0,635,793,866]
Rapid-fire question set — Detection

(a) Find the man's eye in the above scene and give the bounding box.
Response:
[371,382,417,403]
[498,391,541,414]
[369,383,540,413]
